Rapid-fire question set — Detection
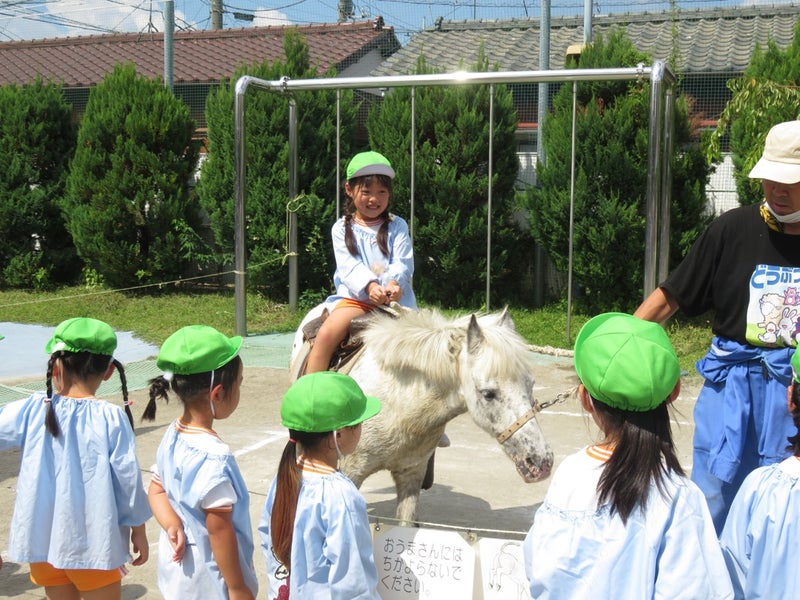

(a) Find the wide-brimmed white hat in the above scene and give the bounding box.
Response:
[749,120,800,184]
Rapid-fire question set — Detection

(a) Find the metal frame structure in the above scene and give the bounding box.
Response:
[233,63,675,336]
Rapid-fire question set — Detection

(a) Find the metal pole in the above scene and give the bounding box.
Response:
[288,98,298,311]
[231,66,673,332]
[584,0,593,43]
[410,87,416,242]
[566,81,577,345]
[164,0,174,91]
[486,83,494,311]
[657,85,675,284]
[336,89,341,220]
[536,1,550,309]
[644,61,665,297]
[233,77,250,336]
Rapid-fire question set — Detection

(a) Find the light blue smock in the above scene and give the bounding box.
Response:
[0,392,151,569]
[259,466,380,599]
[524,446,733,599]
[720,456,800,599]
[327,214,417,310]
[153,420,258,599]
[692,337,795,532]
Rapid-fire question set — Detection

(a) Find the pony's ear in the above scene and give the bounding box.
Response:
[497,306,515,331]
[467,314,484,354]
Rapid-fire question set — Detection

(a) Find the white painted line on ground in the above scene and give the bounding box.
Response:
[234,431,287,458]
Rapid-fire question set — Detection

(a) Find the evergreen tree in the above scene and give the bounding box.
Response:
[707,20,800,206]
[367,51,524,307]
[0,79,77,288]
[62,63,203,288]
[198,29,356,302]
[525,30,712,313]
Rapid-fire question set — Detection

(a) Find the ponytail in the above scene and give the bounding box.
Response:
[593,399,683,524]
[142,375,171,422]
[270,429,331,569]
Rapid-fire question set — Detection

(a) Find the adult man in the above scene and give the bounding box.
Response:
[634,120,800,532]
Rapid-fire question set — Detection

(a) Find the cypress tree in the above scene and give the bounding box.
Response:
[0,79,77,288]
[62,63,203,288]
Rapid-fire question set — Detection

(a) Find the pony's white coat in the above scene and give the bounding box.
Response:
[291,306,554,524]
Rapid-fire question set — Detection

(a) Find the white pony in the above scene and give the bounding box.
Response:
[291,306,554,524]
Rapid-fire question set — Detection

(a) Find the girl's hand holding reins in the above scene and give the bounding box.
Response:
[385,280,402,303]
[367,281,390,305]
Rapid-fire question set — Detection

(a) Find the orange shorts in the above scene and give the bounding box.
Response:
[334,298,374,312]
[29,561,122,592]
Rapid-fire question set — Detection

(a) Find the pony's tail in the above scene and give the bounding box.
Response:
[270,437,302,569]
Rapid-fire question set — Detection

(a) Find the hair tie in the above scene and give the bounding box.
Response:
[124,398,133,407]
[43,397,51,404]
[288,437,297,444]
[162,371,173,382]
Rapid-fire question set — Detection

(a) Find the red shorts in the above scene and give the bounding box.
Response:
[29,561,122,592]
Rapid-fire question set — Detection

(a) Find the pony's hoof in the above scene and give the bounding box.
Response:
[437,433,451,448]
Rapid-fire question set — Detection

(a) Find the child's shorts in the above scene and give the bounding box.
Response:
[30,561,122,591]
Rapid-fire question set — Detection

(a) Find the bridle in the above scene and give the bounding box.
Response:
[496,387,577,444]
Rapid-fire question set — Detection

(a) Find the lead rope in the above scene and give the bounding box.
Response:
[496,386,578,444]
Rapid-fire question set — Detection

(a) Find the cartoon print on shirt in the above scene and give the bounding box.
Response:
[748,265,800,348]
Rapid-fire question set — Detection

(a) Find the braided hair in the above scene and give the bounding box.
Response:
[45,351,132,437]
[343,174,394,258]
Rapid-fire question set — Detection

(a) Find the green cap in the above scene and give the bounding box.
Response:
[157,325,242,375]
[792,350,800,383]
[281,371,382,432]
[346,151,395,180]
[45,317,117,356]
[574,312,680,411]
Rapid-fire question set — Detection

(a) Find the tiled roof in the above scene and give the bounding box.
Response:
[0,19,400,87]
[374,5,800,76]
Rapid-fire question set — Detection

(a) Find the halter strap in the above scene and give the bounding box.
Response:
[496,407,538,444]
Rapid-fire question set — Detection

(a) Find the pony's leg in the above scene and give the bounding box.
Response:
[421,451,435,490]
[392,461,430,525]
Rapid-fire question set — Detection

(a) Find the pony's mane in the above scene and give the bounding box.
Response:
[362,308,533,385]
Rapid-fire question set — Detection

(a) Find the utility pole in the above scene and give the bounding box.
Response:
[211,0,223,30]
[337,0,353,22]
[164,0,174,91]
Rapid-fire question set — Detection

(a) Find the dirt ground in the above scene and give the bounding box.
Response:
[0,353,703,599]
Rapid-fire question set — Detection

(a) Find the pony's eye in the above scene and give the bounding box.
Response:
[481,389,497,401]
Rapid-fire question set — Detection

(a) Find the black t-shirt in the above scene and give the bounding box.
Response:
[662,204,800,345]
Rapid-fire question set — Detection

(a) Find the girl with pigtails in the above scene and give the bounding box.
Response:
[142,324,257,600]
[0,317,150,599]
[304,151,417,374]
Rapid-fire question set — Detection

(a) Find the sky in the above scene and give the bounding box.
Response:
[0,0,790,45]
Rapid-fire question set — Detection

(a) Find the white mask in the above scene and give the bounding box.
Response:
[765,201,800,224]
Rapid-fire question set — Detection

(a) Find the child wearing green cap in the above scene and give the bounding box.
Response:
[304,150,418,374]
[523,313,733,599]
[258,371,382,599]
[142,325,258,600]
[719,349,800,597]
[0,317,151,598]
